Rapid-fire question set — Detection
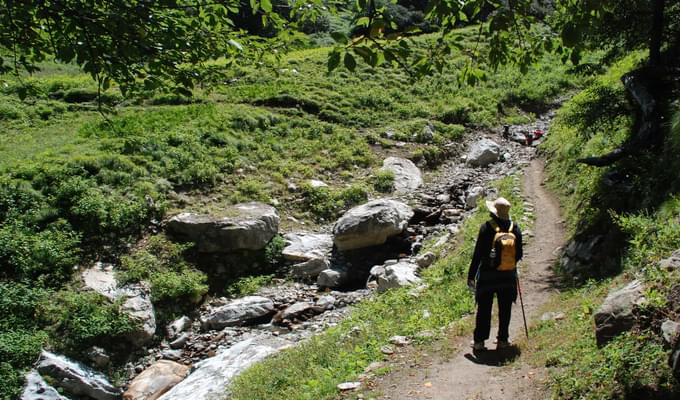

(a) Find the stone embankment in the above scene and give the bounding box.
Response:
[20,113,553,400]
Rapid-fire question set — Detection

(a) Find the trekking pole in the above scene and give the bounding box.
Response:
[517,275,529,339]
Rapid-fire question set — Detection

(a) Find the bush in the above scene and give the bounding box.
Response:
[300,183,369,221]
[225,274,274,297]
[372,170,395,193]
[39,290,135,350]
[0,362,23,400]
[150,269,208,303]
[120,235,207,304]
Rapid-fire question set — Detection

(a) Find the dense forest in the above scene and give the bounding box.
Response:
[1,1,679,399]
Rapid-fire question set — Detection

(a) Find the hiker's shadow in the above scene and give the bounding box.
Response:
[464,345,521,366]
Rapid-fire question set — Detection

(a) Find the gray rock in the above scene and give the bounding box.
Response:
[170,333,190,349]
[662,320,680,344]
[377,262,421,292]
[36,351,121,400]
[337,382,361,391]
[123,360,189,400]
[119,284,156,347]
[560,235,604,276]
[317,269,348,288]
[419,123,435,142]
[541,312,565,321]
[466,138,501,167]
[307,179,328,188]
[333,199,414,251]
[21,370,69,400]
[465,186,485,208]
[389,335,410,347]
[659,250,680,271]
[86,347,110,369]
[166,202,279,253]
[279,302,317,321]
[415,252,436,269]
[315,295,336,310]
[166,316,192,339]
[161,350,183,362]
[282,233,333,262]
[380,157,423,193]
[594,280,646,346]
[81,262,118,300]
[290,258,330,280]
[200,296,275,330]
[158,337,289,400]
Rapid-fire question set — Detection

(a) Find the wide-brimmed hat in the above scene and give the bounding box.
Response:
[485,197,511,220]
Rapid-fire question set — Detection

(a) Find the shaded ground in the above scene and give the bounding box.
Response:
[359,158,566,400]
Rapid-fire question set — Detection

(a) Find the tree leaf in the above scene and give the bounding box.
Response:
[261,0,272,13]
[330,31,349,44]
[328,50,341,72]
[344,52,356,72]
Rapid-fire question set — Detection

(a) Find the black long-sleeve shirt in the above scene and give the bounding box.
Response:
[467,214,523,285]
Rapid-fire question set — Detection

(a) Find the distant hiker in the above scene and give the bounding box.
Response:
[467,197,523,351]
[502,125,510,139]
[525,132,534,146]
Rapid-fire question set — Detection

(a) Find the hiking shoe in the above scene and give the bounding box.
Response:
[472,341,486,351]
[496,340,511,350]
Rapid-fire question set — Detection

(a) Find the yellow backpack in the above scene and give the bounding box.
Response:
[489,220,517,271]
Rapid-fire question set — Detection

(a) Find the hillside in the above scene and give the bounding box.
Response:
[0,27,582,399]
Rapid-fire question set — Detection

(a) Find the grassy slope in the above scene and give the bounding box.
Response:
[527,53,680,399]
[0,27,579,398]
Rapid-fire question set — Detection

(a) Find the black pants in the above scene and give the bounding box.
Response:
[474,286,515,343]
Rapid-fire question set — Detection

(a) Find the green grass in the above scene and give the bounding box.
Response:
[229,176,527,399]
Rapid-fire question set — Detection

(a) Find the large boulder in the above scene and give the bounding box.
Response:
[290,258,330,280]
[119,284,156,347]
[21,370,69,400]
[282,233,333,262]
[377,262,422,292]
[466,139,501,167]
[380,157,423,193]
[166,202,279,253]
[333,199,414,251]
[123,360,189,400]
[594,280,646,346]
[157,337,289,400]
[200,296,275,330]
[81,262,118,300]
[36,351,121,400]
[317,268,348,288]
[465,186,485,209]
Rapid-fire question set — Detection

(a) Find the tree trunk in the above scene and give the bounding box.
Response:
[650,0,666,67]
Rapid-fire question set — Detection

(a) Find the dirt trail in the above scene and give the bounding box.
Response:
[368,158,566,400]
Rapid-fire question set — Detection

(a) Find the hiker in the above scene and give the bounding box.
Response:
[467,197,523,351]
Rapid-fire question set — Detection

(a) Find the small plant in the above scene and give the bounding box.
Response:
[372,170,395,193]
[225,275,275,297]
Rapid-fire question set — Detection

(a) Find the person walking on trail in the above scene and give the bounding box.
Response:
[467,197,523,351]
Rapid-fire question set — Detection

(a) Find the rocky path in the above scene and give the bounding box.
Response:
[363,158,566,399]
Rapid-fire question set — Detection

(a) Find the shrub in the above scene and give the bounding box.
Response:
[0,362,23,400]
[39,290,135,350]
[372,170,395,193]
[150,269,208,304]
[225,274,274,297]
[120,235,207,304]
